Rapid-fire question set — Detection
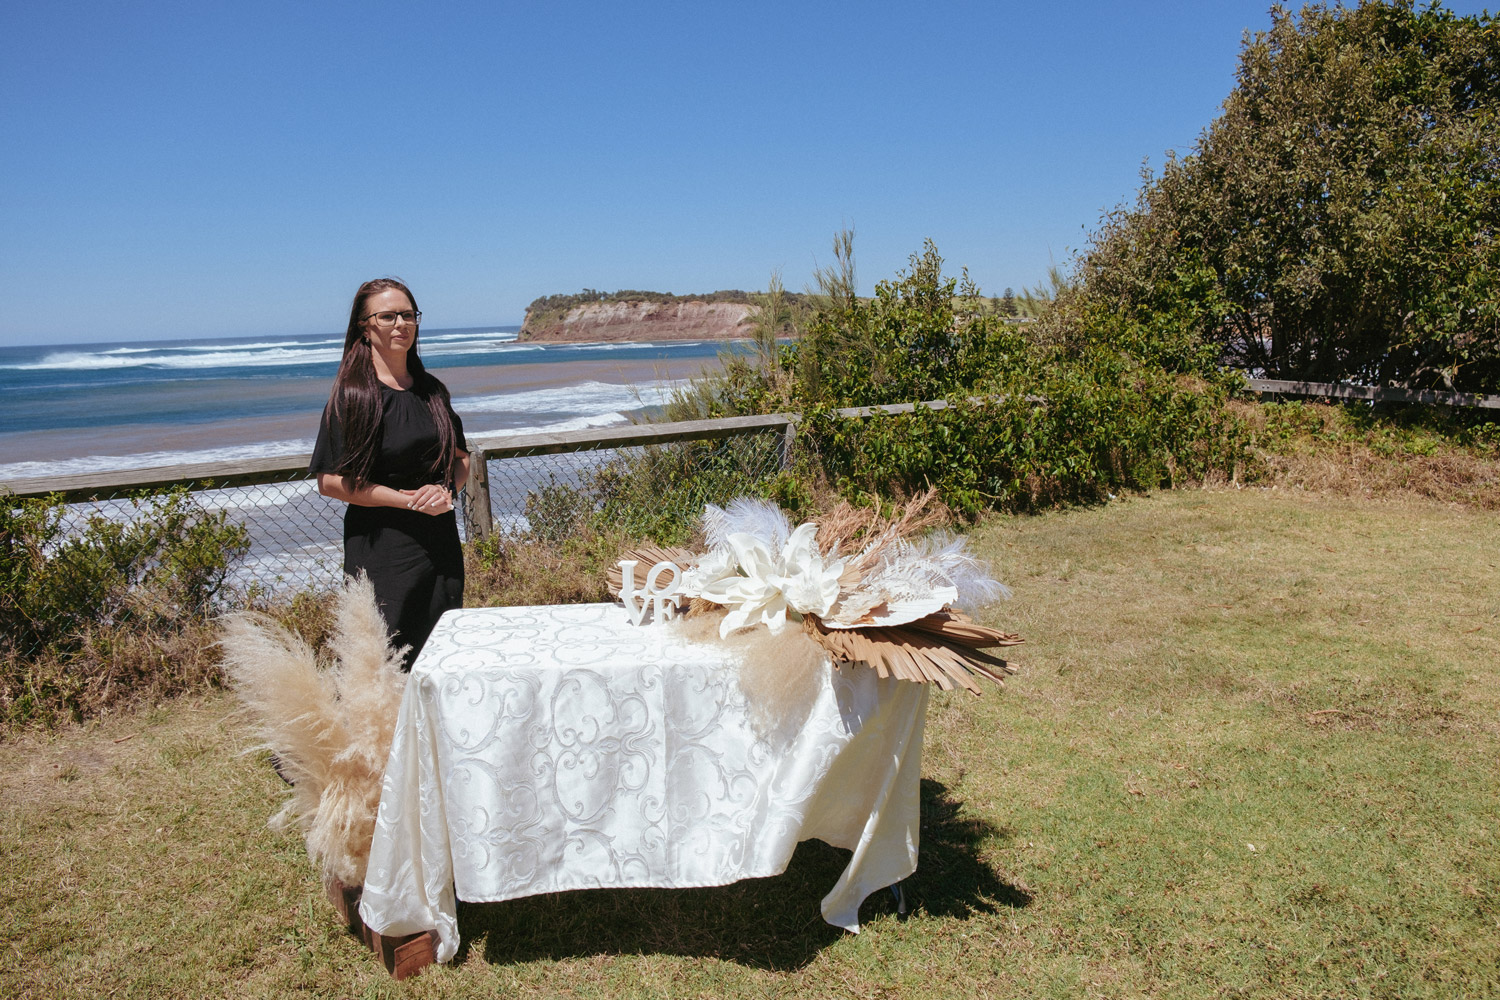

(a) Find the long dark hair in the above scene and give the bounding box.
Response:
[324,277,459,490]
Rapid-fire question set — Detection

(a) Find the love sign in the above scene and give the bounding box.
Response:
[617,559,684,625]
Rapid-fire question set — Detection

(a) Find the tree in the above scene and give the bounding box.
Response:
[1077,1,1500,391]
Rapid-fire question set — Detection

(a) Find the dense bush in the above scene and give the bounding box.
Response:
[808,367,1245,518]
[1,487,249,657]
[1,487,251,726]
[677,235,1249,516]
[790,242,1030,410]
[1075,1,1500,391]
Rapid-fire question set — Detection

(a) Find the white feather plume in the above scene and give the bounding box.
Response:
[702,497,792,552]
[914,531,1012,606]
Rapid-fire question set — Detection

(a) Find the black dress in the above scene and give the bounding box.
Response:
[309,384,468,670]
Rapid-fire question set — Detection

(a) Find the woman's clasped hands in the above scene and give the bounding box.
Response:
[402,484,454,514]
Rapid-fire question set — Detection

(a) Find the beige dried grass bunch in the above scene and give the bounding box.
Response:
[669,611,826,745]
[814,488,949,568]
[219,575,406,885]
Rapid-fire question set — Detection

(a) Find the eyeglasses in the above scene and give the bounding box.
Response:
[362,310,421,330]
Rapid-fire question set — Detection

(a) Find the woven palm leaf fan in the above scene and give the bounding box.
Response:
[807,612,1022,695]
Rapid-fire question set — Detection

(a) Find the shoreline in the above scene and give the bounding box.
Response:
[0,354,724,479]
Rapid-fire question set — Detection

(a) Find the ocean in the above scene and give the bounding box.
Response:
[0,327,738,481]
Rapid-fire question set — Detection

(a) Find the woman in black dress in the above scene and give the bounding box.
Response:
[310,278,470,670]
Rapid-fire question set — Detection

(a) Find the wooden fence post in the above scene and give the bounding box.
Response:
[463,448,493,542]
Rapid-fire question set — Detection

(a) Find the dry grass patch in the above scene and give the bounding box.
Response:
[1238,399,1500,507]
[464,525,635,608]
[929,487,1500,997]
[2,590,342,736]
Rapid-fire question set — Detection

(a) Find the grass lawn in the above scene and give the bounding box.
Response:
[2,487,1496,999]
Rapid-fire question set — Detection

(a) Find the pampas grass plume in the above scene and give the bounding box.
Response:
[221,575,406,886]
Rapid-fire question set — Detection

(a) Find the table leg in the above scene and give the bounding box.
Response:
[325,877,439,980]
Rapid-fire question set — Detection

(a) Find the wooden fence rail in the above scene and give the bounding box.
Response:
[2,379,1489,509]
[1246,378,1500,410]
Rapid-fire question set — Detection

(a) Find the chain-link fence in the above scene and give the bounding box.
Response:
[2,416,794,664]
[470,426,790,545]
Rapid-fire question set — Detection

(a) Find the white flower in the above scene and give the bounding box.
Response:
[770,523,842,619]
[679,546,738,598]
[699,533,786,636]
[695,522,847,639]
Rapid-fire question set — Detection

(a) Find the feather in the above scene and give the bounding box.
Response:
[704,497,793,551]
[913,531,1012,606]
[700,503,729,550]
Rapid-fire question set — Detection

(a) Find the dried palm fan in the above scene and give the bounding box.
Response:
[806,611,1021,695]
[220,575,406,886]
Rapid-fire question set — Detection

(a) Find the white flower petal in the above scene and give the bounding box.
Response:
[726,532,778,580]
[756,594,790,632]
[718,605,754,639]
[681,547,738,599]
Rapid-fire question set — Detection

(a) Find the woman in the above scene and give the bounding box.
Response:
[310,278,471,670]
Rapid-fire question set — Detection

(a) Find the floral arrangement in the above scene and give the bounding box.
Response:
[611,493,1022,694]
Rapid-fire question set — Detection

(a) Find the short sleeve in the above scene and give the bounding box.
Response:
[448,400,468,454]
[309,400,345,475]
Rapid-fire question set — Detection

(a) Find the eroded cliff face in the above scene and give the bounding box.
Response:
[519,299,756,342]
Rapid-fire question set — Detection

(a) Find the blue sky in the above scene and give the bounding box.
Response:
[2,1,1491,346]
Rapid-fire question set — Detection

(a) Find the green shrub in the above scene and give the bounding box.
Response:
[522,475,596,544]
[806,359,1248,517]
[1,486,251,728]
[1,487,250,659]
[669,233,1249,517]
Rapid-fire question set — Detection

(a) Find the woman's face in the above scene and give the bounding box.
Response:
[360,287,419,358]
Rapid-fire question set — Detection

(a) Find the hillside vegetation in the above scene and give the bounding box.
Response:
[521,288,815,336]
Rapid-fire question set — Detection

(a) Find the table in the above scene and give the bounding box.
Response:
[358,603,930,964]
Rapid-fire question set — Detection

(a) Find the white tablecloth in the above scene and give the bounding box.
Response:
[359,603,929,963]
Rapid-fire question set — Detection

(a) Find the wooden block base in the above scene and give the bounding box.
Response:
[325,876,438,980]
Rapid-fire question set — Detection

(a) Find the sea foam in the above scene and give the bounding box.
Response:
[0,378,689,480]
[1,330,521,372]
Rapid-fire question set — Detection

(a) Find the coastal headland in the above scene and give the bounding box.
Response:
[519,291,760,343]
